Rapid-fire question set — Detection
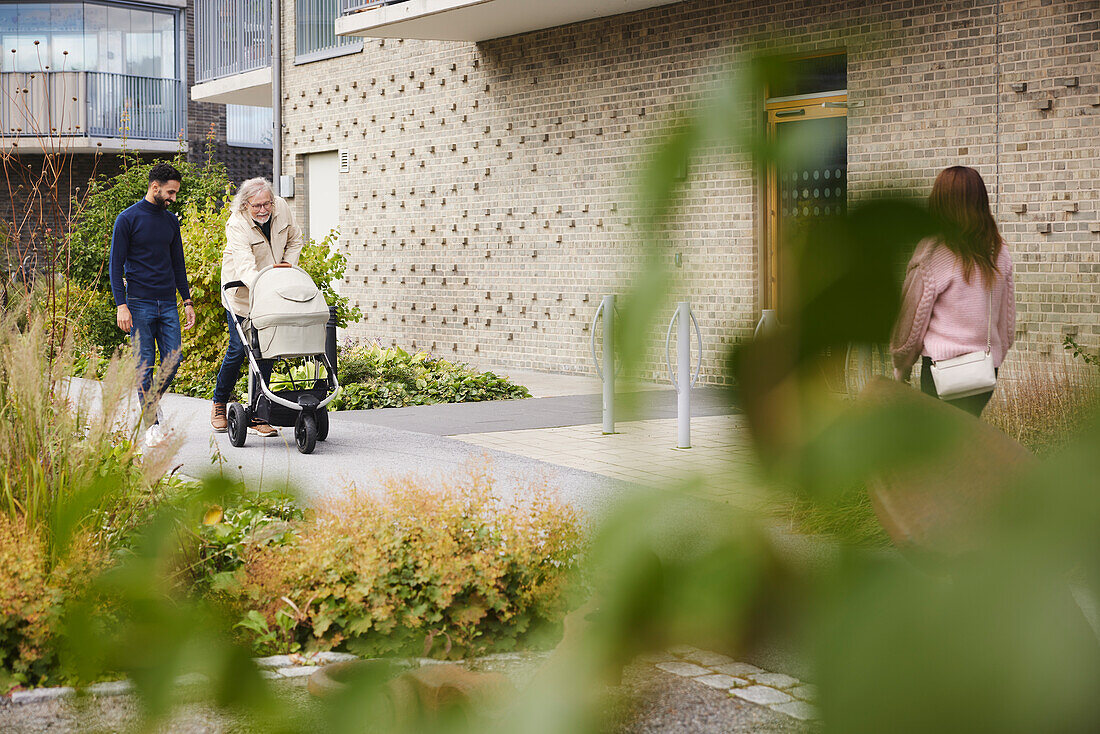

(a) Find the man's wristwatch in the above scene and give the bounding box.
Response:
[183,299,193,307]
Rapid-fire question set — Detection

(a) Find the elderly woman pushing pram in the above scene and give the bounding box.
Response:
[209,177,339,453]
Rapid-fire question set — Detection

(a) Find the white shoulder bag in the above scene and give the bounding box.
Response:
[929,292,997,400]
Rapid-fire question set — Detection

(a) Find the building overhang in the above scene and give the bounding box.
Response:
[335,0,686,42]
[0,138,185,155]
[191,67,272,108]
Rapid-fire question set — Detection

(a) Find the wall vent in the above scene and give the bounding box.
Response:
[339,149,350,173]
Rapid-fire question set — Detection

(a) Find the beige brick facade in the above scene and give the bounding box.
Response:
[277,0,1100,381]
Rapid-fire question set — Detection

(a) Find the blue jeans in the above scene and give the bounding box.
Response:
[213,310,273,405]
[128,297,182,423]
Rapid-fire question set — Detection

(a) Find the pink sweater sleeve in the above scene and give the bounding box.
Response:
[890,245,938,373]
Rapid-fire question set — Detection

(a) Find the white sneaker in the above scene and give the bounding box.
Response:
[143,423,167,449]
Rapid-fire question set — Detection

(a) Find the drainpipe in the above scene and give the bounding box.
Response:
[272,0,282,195]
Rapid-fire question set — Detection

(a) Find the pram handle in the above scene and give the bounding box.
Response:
[223,280,246,291]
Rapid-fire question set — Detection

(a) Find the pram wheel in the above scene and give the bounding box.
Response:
[316,408,329,442]
[295,412,317,454]
[227,403,248,447]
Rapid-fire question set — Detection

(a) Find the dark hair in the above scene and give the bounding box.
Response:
[148,163,182,185]
[928,166,1003,289]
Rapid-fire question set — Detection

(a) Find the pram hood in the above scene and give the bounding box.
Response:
[247,266,330,359]
[249,266,330,329]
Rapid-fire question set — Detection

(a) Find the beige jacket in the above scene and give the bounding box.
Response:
[221,196,304,316]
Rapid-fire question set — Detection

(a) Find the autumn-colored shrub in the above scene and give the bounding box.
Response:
[0,516,55,692]
[0,517,106,693]
[225,465,587,658]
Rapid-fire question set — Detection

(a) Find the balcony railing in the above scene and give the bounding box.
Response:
[1,72,184,142]
[340,0,405,13]
[195,0,271,84]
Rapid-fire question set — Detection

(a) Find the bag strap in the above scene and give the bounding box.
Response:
[985,290,992,355]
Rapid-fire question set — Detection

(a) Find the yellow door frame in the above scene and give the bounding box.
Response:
[763,92,848,311]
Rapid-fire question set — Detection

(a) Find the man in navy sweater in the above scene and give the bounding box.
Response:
[109,163,196,447]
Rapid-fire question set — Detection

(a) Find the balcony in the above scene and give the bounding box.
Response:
[335,0,686,42]
[191,0,272,107]
[1,71,184,153]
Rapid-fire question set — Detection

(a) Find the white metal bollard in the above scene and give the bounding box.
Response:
[590,295,617,434]
[677,302,692,448]
[754,308,780,339]
[602,295,615,435]
[666,301,703,449]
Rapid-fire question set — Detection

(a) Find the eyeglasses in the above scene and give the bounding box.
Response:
[249,200,273,210]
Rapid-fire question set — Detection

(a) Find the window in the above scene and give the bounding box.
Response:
[0,2,178,78]
[226,104,273,148]
[763,53,848,320]
[295,0,361,64]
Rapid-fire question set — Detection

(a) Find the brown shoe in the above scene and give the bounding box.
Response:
[248,420,278,437]
[211,403,227,433]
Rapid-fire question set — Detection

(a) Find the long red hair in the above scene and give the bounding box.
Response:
[928,166,1004,288]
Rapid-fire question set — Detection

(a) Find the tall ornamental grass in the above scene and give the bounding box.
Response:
[0,309,173,560]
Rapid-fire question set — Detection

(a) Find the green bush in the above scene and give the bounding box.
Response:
[331,343,530,410]
[223,468,587,658]
[68,154,231,289]
[191,488,304,594]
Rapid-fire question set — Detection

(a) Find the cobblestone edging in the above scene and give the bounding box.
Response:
[1,652,359,706]
[644,646,819,722]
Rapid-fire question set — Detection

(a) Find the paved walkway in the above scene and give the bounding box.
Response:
[451,414,766,504]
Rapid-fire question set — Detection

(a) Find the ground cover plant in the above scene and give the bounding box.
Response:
[330,342,531,410]
[220,466,586,658]
[228,342,531,411]
[0,312,580,698]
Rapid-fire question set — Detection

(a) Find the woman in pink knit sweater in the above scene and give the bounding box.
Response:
[890,166,1016,417]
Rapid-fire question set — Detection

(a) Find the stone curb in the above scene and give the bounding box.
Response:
[1,650,543,706]
[645,646,820,722]
[1,653,354,706]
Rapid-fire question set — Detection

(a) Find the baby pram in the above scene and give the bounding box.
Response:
[221,265,340,454]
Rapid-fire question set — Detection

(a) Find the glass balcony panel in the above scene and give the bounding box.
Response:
[51,4,84,70]
[126,8,154,77]
[1,3,184,144]
[154,12,174,80]
[105,5,127,75]
[83,2,105,71]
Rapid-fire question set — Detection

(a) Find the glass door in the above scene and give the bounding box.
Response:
[765,94,848,321]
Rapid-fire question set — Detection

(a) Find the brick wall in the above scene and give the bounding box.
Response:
[279,0,1099,380]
